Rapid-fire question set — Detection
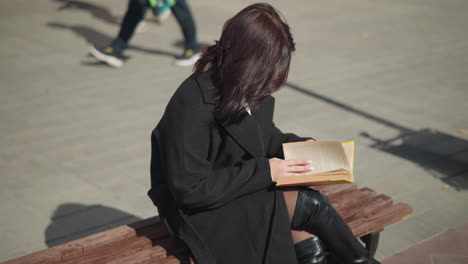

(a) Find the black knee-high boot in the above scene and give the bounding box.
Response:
[295,236,328,264]
[291,188,380,264]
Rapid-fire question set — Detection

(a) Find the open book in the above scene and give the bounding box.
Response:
[276,141,355,186]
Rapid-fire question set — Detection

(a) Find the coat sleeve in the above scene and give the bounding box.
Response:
[160,93,274,212]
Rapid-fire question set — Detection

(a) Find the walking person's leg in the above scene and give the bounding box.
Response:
[170,0,201,66]
[283,188,380,264]
[115,0,148,49]
[89,0,147,67]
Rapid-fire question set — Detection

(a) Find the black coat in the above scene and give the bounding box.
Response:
[148,71,311,264]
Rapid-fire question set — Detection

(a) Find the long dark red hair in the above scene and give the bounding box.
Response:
[194,3,295,122]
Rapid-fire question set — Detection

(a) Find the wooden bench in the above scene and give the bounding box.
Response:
[4,184,412,264]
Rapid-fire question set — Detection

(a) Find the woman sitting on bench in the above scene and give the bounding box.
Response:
[148,3,380,264]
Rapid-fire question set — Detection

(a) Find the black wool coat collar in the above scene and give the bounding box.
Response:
[195,71,272,158]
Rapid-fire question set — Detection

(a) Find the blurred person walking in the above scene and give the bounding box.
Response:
[89,0,200,67]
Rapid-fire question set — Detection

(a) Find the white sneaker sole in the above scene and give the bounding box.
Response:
[174,53,201,67]
[88,45,124,68]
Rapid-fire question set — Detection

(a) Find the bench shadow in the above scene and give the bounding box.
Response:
[45,203,142,247]
[361,129,468,190]
[285,82,468,190]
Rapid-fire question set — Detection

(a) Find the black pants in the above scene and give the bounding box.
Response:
[114,0,198,50]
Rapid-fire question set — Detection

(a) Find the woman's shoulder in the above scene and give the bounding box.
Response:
[171,71,216,106]
[172,74,201,100]
[164,73,215,119]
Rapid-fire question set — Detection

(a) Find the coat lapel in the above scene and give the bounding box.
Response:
[221,114,265,157]
[195,71,217,105]
[196,71,267,157]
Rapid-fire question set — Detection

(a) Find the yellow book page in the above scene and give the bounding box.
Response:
[341,141,355,181]
[277,140,355,187]
[283,141,350,174]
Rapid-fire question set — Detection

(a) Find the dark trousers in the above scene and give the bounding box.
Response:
[114,0,198,50]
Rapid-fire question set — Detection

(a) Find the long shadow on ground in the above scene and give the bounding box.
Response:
[52,0,121,25]
[285,82,468,190]
[47,22,179,65]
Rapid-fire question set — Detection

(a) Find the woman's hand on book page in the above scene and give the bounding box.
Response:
[269,158,314,182]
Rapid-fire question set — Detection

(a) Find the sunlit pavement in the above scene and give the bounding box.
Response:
[1,0,467,262]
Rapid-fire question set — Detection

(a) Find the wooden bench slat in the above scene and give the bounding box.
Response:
[72,225,142,258]
[4,224,158,264]
[62,237,153,264]
[106,247,166,264]
[332,188,378,211]
[105,245,190,264]
[4,184,412,264]
[134,222,171,240]
[349,203,413,237]
[340,194,394,223]
[313,183,356,193]
[314,183,357,199]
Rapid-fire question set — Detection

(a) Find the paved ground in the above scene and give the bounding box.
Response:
[1,0,467,262]
[382,222,468,264]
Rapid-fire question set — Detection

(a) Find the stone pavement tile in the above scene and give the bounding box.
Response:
[432,255,468,264]
[0,192,48,262]
[382,222,468,264]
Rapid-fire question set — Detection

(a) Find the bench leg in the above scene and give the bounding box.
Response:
[360,232,380,257]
